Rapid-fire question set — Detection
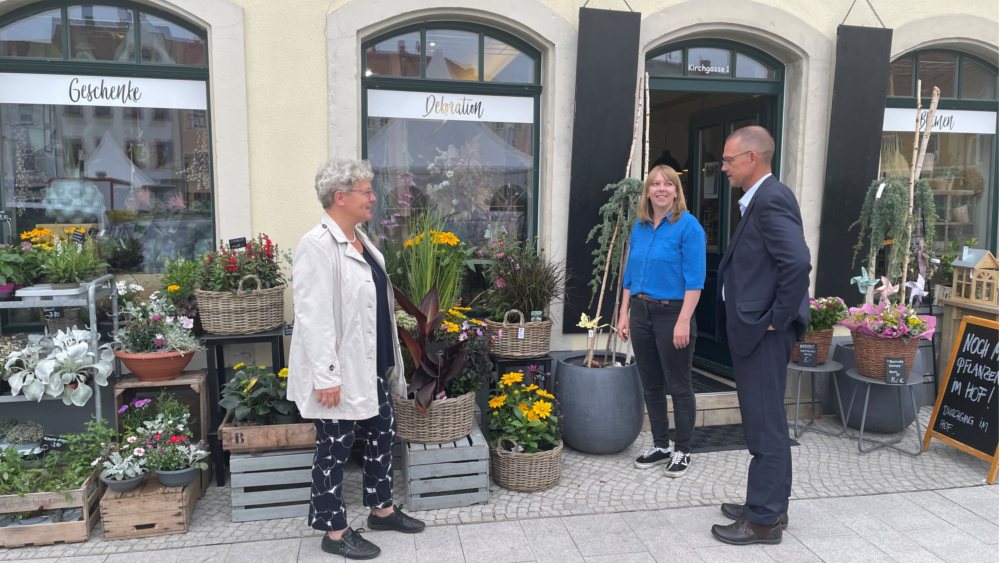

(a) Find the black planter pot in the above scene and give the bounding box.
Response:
[556,352,644,455]
[155,467,199,488]
[827,343,926,434]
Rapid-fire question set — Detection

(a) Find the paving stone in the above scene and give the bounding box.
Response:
[414,525,464,563]
[839,513,944,563]
[223,539,299,563]
[694,544,773,563]
[759,531,823,563]
[798,535,895,563]
[295,537,343,563]
[933,487,999,524]
[902,526,999,563]
[519,516,584,563]
[899,491,999,544]
[582,555,657,563]
[459,521,531,563]
[660,505,728,549]
[165,545,231,563]
[561,513,646,557]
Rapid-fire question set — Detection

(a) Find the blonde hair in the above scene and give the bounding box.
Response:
[638,165,688,225]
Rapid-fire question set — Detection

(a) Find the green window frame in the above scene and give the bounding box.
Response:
[360,22,542,245]
[884,49,999,252]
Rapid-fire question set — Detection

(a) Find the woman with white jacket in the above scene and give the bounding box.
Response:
[288,158,424,560]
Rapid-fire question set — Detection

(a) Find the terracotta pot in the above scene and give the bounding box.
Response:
[114,350,195,382]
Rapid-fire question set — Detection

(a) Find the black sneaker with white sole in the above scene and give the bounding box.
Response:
[634,446,673,469]
[664,451,690,477]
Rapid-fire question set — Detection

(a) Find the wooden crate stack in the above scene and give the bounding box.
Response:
[0,468,102,548]
[100,473,200,540]
[402,425,489,511]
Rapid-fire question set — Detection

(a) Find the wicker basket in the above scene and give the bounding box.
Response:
[791,329,834,365]
[851,332,921,381]
[392,391,475,444]
[486,310,552,359]
[194,275,285,335]
[47,308,82,334]
[490,437,562,492]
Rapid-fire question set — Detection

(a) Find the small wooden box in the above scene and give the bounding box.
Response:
[0,468,102,548]
[403,425,489,511]
[219,411,315,453]
[100,472,199,541]
[230,449,313,522]
[115,370,212,496]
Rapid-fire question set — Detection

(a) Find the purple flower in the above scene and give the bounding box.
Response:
[393,213,401,217]
[118,405,128,414]
[497,252,505,258]
[495,278,506,288]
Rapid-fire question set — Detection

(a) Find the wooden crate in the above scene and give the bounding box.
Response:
[0,468,103,548]
[219,411,315,453]
[115,370,212,496]
[230,449,313,522]
[100,472,199,541]
[402,425,489,511]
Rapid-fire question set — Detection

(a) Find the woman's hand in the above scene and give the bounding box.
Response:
[673,318,690,349]
[616,309,630,342]
[316,386,341,408]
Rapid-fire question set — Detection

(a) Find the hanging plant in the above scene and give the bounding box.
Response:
[585,178,644,305]
[849,176,936,282]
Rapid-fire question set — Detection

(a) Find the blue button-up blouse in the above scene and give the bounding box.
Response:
[622,211,707,301]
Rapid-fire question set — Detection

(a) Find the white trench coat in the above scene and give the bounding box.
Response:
[287,213,407,421]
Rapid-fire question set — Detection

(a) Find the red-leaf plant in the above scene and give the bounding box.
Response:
[393,285,467,413]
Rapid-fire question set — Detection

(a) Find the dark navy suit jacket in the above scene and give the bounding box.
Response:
[716,175,811,358]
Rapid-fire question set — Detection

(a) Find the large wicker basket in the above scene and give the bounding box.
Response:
[194,275,285,335]
[851,332,921,381]
[392,391,475,444]
[486,310,552,359]
[490,437,562,492]
[791,329,834,365]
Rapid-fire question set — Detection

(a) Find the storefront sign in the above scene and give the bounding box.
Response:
[367,90,534,123]
[882,108,997,135]
[688,64,729,75]
[0,73,207,110]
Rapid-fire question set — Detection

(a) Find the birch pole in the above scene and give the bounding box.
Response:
[900,86,941,305]
[643,72,651,178]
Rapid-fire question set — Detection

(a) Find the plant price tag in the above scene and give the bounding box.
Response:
[284,323,294,336]
[42,307,64,320]
[72,230,85,244]
[518,327,525,339]
[875,182,886,199]
[229,237,247,249]
[588,329,594,338]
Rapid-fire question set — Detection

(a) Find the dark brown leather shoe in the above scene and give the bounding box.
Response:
[711,518,782,545]
[720,503,788,529]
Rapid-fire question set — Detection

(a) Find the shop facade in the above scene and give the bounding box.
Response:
[0,0,995,363]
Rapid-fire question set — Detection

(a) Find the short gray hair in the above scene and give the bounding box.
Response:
[314,158,374,208]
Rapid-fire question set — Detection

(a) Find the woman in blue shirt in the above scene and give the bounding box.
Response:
[616,165,706,478]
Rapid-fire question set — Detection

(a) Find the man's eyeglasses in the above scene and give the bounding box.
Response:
[350,189,375,198]
[722,151,752,165]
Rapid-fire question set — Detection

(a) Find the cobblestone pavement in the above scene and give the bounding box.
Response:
[3,408,996,560]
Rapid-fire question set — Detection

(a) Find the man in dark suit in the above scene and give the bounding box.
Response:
[711,126,811,545]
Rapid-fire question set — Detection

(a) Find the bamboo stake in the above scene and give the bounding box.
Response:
[900,86,940,305]
[625,76,644,178]
[585,218,620,367]
[643,72,651,178]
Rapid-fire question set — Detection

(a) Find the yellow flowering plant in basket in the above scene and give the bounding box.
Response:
[488,371,562,453]
[400,213,475,311]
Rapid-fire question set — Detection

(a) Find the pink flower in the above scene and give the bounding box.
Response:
[497,329,503,338]
[459,332,468,342]
[133,447,145,456]
[126,436,137,443]
[497,252,505,258]
[495,278,506,288]
[476,329,483,337]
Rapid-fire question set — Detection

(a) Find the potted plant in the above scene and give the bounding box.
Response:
[99,447,148,493]
[0,245,25,300]
[195,233,288,335]
[136,412,209,488]
[112,292,202,381]
[95,236,144,273]
[791,297,849,365]
[0,418,17,450]
[558,177,646,455]
[840,301,935,380]
[399,213,475,310]
[4,421,45,455]
[480,234,565,359]
[218,364,295,425]
[4,330,113,406]
[272,367,298,424]
[487,373,563,492]
[161,257,203,334]
[392,287,474,443]
[39,240,108,289]
[13,508,55,526]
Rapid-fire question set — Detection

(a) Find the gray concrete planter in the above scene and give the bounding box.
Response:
[556,352,644,455]
[155,467,199,488]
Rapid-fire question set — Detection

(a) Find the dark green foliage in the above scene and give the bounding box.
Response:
[850,176,936,279]
[586,178,644,305]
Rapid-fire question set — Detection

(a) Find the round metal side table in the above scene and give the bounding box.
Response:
[843,368,924,456]
[788,360,846,438]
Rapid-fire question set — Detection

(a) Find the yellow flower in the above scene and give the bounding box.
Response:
[518,403,529,415]
[244,377,258,391]
[258,365,266,369]
[525,384,538,392]
[536,389,555,399]
[441,321,461,333]
[500,372,523,387]
[167,285,181,292]
[233,362,245,370]
[278,368,289,378]
[526,411,539,422]
[532,400,552,419]
[488,395,506,409]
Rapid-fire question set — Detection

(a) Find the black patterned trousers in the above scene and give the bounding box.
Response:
[308,377,396,532]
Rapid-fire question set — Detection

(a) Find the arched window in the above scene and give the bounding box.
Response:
[882,50,998,253]
[0,2,213,278]
[361,23,541,249]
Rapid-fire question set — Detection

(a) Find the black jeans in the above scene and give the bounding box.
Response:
[308,376,396,532]
[629,299,697,453]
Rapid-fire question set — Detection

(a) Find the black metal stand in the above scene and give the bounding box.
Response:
[788,360,846,438]
[843,368,924,457]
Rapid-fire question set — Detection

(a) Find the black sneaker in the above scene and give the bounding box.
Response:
[664,451,690,478]
[321,528,381,560]
[367,505,425,533]
[634,446,673,469]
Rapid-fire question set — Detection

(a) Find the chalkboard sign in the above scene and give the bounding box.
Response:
[42,435,68,451]
[42,307,64,320]
[924,316,999,484]
[71,230,85,244]
[88,227,99,238]
[798,343,817,367]
[284,323,294,336]
[229,237,247,249]
[885,357,907,384]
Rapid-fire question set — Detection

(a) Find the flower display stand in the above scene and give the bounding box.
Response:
[114,370,211,497]
[100,472,200,541]
[402,425,489,511]
[0,468,102,548]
